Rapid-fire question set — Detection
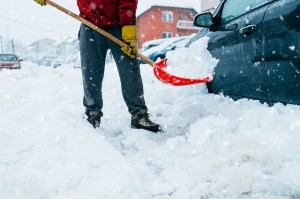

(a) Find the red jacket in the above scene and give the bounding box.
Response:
[77,0,138,28]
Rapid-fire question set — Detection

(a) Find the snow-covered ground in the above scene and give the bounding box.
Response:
[1,56,300,198]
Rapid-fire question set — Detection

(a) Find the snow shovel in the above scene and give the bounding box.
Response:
[45,0,212,86]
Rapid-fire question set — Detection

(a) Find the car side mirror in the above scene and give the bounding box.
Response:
[19,59,23,62]
[193,12,213,27]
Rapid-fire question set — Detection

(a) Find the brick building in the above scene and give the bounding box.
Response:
[136,6,199,48]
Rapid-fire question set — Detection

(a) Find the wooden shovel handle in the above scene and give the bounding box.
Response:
[45,0,155,66]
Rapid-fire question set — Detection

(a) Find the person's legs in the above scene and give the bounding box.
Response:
[107,28,148,115]
[107,28,161,132]
[79,24,108,126]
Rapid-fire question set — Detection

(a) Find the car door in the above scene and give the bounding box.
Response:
[263,0,300,105]
[206,0,273,102]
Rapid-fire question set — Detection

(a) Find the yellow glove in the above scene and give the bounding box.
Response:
[121,25,138,59]
[34,0,46,6]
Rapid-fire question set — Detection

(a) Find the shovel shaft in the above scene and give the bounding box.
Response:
[45,0,155,67]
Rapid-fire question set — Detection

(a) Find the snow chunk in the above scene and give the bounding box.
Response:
[165,36,219,79]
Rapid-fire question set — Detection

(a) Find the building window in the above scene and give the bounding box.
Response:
[162,32,173,38]
[162,11,173,22]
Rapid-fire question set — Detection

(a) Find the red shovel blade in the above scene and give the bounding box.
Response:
[153,59,212,86]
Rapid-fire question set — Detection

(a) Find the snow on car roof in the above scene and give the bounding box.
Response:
[142,38,169,47]
[142,35,192,56]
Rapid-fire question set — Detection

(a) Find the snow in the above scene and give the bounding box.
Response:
[166,36,219,79]
[1,40,300,199]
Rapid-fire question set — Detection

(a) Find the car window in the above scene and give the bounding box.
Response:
[221,0,272,23]
[0,55,17,61]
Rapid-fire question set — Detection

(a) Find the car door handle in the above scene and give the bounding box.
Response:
[239,24,257,35]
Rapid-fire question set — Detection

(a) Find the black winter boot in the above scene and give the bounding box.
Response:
[131,112,161,133]
[86,111,101,128]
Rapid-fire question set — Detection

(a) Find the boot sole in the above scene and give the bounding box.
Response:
[131,124,161,133]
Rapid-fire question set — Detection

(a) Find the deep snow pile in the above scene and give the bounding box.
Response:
[1,49,300,198]
[166,36,219,79]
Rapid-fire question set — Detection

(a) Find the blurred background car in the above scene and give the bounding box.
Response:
[189,0,300,105]
[141,38,168,52]
[51,58,63,68]
[140,35,194,64]
[0,54,23,69]
[38,56,54,67]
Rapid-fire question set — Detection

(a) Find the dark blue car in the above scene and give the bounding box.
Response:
[190,0,300,105]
